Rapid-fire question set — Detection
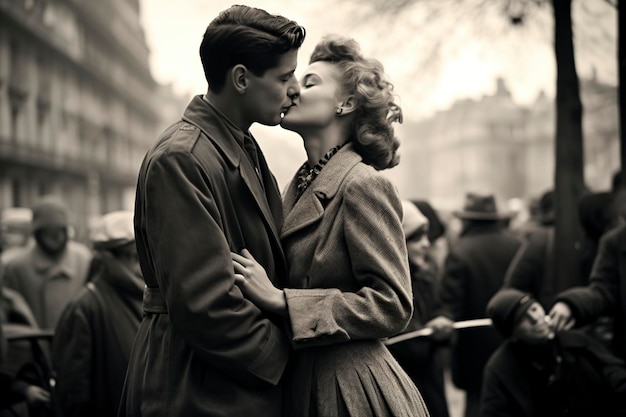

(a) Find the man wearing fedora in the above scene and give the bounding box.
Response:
[427,192,523,417]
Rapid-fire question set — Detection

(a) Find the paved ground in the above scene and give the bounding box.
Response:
[444,368,465,417]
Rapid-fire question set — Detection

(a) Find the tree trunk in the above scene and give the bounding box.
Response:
[617,2,626,187]
[552,0,586,291]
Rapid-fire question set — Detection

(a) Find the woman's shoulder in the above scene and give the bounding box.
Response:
[345,161,393,186]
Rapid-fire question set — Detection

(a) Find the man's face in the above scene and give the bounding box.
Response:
[35,226,68,255]
[243,49,300,126]
[114,243,142,277]
[512,302,555,344]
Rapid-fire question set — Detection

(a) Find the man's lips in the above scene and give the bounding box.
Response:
[280,104,296,119]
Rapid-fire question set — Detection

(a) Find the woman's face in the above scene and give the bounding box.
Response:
[406,225,430,264]
[281,61,343,132]
[243,49,300,127]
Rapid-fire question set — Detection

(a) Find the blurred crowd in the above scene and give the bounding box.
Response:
[1,171,625,416]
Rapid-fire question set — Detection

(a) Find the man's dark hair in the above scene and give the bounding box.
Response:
[199,5,305,93]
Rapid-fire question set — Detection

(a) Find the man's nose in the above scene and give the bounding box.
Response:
[287,81,300,100]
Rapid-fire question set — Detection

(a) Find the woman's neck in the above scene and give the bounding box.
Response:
[302,125,347,165]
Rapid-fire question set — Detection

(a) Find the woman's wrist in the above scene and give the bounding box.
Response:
[270,289,288,316]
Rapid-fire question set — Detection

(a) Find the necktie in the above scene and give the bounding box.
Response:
[243,135,264,189]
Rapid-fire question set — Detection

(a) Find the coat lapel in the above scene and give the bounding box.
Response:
[182,96,283,246]
[282,144,362,239]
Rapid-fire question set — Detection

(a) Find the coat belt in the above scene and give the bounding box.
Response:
[143,286,168,314]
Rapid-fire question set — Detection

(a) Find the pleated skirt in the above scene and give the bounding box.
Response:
[285,339,431,417]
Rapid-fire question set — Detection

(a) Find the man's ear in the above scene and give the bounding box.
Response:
[338,95,356,115]
[231,64,248,94]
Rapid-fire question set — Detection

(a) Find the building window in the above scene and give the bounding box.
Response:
[9,91,25,143]
[11,178,22,207]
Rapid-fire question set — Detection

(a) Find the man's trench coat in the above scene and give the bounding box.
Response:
[119,96,291,417]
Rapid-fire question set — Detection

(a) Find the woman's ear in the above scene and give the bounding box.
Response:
[231,64,248,94]
[337,95,356,116]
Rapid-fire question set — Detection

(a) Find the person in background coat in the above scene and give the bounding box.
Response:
[232,34,429,417]
[428,192,522,417]
[52,211,143,417]
[1,245,50,415]
[3,196,92,330]
[118,6,306,417]
[481,288,626,417]
[550,222,626,362]
[387,200,450,417]
[503,189,557,309]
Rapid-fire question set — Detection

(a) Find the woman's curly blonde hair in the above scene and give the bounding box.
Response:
[309,34,403,170]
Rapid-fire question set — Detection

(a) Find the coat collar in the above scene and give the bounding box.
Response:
[181,95,284,250]
[282,143,362,239]
[30,243,77,279]
[181,95,244,169]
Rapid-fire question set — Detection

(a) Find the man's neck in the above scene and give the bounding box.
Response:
[203,93,250,132]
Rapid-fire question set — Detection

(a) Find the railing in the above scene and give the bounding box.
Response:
[384,318,493,345]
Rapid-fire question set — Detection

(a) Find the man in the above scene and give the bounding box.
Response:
[52,211,143,417]
[549,174,626,362]
[550,222,626,362]
[428,192,522,417]
[503,190,557,309]
[3,195,92,329]
[482,288,626,417]
[119,6,305,417]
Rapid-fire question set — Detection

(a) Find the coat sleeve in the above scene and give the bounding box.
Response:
[142,150,289,385]
[284,174,413,347]
[556,226,622,323]
[503,234,544,296]
[434,249,470,320]
[52,297,93,416]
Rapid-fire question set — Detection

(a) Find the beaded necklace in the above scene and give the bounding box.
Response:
[295,144,345,197]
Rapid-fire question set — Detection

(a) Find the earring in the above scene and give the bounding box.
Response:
[336,107,343,115]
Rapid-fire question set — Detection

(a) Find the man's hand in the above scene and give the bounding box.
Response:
[549,301,575,331]
[425,315,454,342]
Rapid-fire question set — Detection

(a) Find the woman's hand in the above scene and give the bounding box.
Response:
[232,249,287,316]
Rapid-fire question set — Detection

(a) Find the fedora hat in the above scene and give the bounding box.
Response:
[453,192,513,220]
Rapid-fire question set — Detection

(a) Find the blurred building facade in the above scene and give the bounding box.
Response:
[395,76,619,211]
[0,0,186,242]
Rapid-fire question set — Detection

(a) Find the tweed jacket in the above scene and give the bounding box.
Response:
[119,96,291,417]
[281,144,413,346]
[278,144,429,416]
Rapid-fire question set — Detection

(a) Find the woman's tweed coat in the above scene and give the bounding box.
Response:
[280,144,430,417]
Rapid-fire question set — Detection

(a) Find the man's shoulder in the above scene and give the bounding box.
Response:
[3,244,37,269]
[486,342,518,368]
[150,121,203,156]
[601,222,626,245]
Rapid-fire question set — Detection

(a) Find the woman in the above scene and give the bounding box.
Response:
[232,35,429,417]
